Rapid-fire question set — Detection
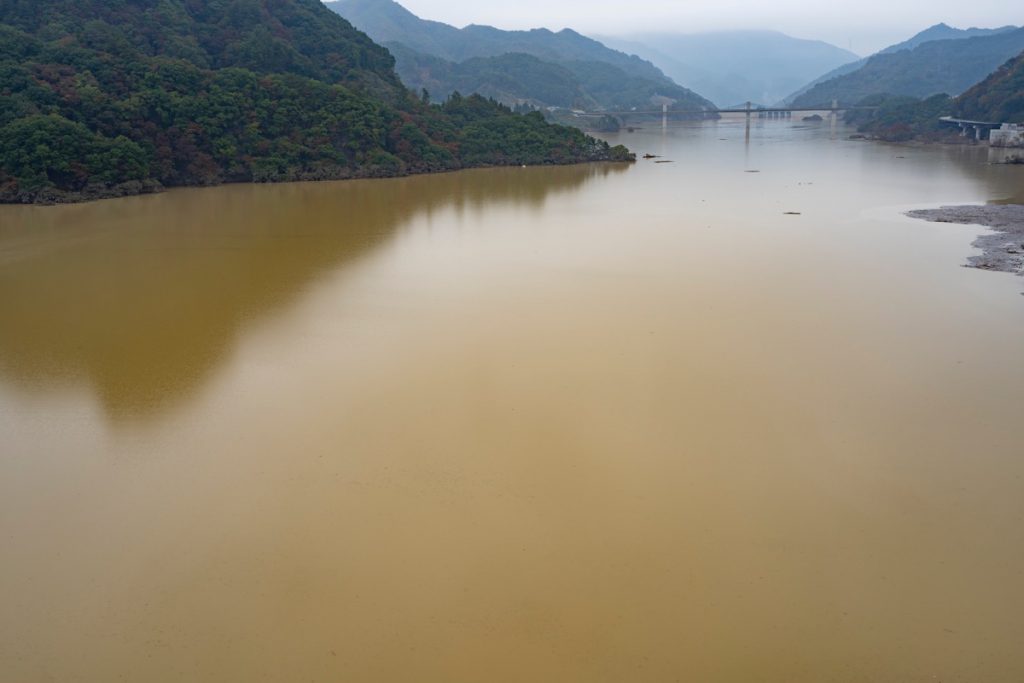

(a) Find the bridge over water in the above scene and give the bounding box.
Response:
[576,101,878,131]
[572,101,884,138]
[938,116,1003,140]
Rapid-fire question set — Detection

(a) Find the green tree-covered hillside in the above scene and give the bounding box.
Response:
[0,0,632,204]
[955,51,1024,123]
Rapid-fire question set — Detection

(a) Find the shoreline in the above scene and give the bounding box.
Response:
[0,156,635,208]
[906,204,1024,276]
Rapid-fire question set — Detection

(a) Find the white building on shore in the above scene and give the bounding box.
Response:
[989,123,1024,148]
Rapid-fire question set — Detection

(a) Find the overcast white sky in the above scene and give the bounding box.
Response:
[391,0,1022,55]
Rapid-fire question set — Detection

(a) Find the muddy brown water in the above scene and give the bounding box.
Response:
[2,122,1024,682]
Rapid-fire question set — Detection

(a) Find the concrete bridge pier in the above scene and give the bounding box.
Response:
[966,124,983,140]
[956,123,985,140]
[938,116,1002,142]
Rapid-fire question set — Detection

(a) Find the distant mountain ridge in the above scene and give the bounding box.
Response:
[596,31,859,107]
[788,25,1023,107]
[328,0,668,81]
[880,23,1018,55]
[325,0,715,114]
[783,23,1020,104]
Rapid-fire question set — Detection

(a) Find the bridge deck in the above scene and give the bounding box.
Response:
[939,116,1001,127]
[581,106,875,116]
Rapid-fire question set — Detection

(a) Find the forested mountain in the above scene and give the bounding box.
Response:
[783,23,1019,104]
[597,31,858,108]
[325,0,715,114]
[389,49,590,109]
[846,51,1024,141]
[0,0,631,204]
[791,28,1024,107]
[955,51,1024,123]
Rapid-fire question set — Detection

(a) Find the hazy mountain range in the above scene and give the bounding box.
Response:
[784,23,1020,104]
[597,31,859,107]
[791,27,1024,107]
[325,0,1023,128]
[326,0,715,114]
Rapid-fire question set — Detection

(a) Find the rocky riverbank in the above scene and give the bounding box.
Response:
[907,204,1024,276]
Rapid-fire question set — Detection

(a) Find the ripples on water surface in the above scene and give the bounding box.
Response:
[2,122,1024,682]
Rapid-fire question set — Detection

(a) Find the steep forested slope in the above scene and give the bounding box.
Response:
[0,0,631,204]
[955,51,1024,123]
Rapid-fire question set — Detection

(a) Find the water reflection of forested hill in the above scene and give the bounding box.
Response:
[0,163,627,419]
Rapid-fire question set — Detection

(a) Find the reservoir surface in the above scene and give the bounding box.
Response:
[2,121,1024,682]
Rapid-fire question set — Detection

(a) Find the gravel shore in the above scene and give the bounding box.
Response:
[907,204,1024,276]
